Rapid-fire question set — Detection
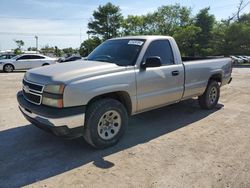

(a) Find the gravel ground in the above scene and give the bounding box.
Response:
[0,68,249,188]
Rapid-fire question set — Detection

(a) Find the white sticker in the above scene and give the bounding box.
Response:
[128,40,144,46]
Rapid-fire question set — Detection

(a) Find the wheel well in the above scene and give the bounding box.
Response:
[87,91,132,115]
[42,63,49,66]
[3,64,15,70]
[209,74,222,83]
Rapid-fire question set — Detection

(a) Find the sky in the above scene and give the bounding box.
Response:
[0,0,249,51]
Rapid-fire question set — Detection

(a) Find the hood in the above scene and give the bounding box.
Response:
[25,60,127,84]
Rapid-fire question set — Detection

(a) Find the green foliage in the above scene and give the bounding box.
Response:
[152,4,192,35]
[40,45,78,57]
[27,47,37,51]
[194,8,215,55]
[223,23,250,55]
[79,37,102,56]
[62,48,78,56]
[173,25,201,56]
[14,40,24,49]
[122,15,147,35]
[88,2,123,40]
[14,48,22,55]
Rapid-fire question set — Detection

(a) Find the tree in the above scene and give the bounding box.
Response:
[79,37,101,57]
[13,40,24,54]
[194,8,215,55]
[149,4,192,35]
[40,45,55,56]
[88,2,123,40]
[173,25,201,56]
[27,47,37,51]
[54,46,62,57]
[62,48,78,57]
[122,15,147,35]
[210,22,227,55]
[14,40,24,50]
[223,23,250,55]
[238,13,250,24]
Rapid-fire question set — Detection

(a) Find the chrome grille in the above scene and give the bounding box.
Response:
[22,79,44,105]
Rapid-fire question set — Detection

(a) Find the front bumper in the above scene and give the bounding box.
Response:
[17,91,86,138]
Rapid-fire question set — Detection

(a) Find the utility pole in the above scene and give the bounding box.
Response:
[80,28,82,46]
[107,14,110,38]
[35,36,38,53]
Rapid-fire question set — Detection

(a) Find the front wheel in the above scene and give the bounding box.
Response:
[198,80,220,109]
[83,98,128,148]
[3,64,14,73]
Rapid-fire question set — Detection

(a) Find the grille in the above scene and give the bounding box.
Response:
[23,79,43,93]
[22,79,44,105]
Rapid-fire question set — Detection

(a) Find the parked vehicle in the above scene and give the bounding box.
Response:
[0,53,16,60]
[230,56,244,64]
[17,36,232,148]
[58,55,82,63]
[237,56,250,63]
[0,54,57,72]
[243,56,250,62]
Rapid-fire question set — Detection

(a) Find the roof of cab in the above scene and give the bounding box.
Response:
[109,35,173,41]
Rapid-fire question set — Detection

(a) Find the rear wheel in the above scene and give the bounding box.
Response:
[198,80,220,109]
[3,64,14,73]
[83,98,128,148]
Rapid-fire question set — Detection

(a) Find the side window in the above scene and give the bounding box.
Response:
[144,40,174,65]
[29,55,45,59]
[0,55,7,60]
[17,55,31,60]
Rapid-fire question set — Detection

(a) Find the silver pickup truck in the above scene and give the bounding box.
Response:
[17,36,232,148]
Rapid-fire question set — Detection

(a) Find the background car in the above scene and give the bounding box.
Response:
[230,56,244,64]
[58,55,82,63]
[243,56,250,62]
[0,53,16,60]
[0,54,57,72]
[237,56,249,63]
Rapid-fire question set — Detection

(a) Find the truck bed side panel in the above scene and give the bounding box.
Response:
[183,58,232,99]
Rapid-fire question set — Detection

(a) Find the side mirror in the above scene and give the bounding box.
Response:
[141,56,162,69]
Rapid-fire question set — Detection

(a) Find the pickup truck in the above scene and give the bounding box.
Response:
[17,36,232,148]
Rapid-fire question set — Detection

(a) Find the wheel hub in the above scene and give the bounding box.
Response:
[97,110,121,140]
[209,87,217,104]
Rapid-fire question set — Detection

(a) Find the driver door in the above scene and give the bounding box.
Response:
[136,40,184,112]
[15,55,31,69]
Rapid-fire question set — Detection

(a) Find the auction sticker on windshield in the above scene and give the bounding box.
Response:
[128,40,144,46]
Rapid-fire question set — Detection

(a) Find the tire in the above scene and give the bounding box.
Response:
[3,64,14,73]
[198,80,220,109]
[83,98,128,149]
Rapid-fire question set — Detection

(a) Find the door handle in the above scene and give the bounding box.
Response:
[172,70,179,76]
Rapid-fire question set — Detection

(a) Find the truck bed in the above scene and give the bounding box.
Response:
[182,56,226,62]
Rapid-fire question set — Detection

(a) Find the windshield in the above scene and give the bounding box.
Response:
[87,39,145,66]
[11,55,21,60]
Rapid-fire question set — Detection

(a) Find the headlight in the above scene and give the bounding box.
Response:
[42,84,65,108]
[42,97,63,108]
[0,62,3,64]
[43,84,65,94]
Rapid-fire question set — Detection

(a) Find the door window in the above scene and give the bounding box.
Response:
[17,55,32,60]
[30,55,45,59]
[144,40,174,65]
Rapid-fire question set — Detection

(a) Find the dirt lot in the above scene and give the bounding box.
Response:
[0,68,250,188]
